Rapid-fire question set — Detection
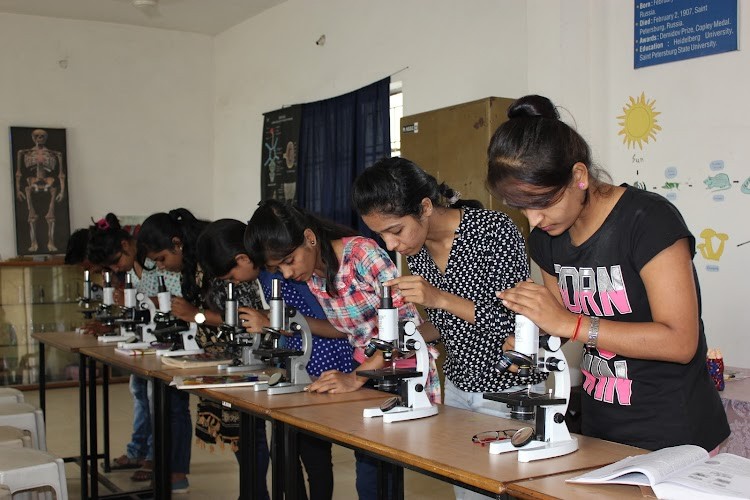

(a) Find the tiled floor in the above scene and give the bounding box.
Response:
[24,383,456,499]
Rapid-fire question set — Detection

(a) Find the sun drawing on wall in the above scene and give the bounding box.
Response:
[617,92,661,150]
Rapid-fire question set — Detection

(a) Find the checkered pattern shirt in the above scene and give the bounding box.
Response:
[308,237,441,402]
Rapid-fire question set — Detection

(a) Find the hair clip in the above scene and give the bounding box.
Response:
[93,218,110,231]
[447,190,462,205]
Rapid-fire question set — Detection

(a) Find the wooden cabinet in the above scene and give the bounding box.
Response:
[400,96,529,239]
[0,259,84,387]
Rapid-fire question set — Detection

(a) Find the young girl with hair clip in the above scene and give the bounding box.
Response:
[86,213,183,483]
[197,218,353,500]
[353,157,541,500]
[244,200,439,500]
[136,208,211,493]
[487,94,729,452]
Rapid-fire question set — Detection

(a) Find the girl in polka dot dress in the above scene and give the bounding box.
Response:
[197,218,353,500]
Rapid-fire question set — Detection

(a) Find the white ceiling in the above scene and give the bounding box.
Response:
[0,0,287,35]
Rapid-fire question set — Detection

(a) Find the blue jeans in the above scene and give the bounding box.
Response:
[169,387,192,474]
[127,375,153,461]
[234,419,270,500]
[444,378,546,499]
[355,451,394,500]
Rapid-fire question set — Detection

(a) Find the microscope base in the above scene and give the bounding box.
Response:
[117,341,152,349]
[98,334,136,344]
[218,362,267,373]
[156,348,205,357]
[363,404,438,423]
[267,383,307,395]
[489,436,579,462]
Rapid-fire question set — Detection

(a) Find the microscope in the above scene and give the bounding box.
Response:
[214,282,266,372]
[96,272,139,343]
[113,274,159,349]
[359,284,438,423]
[78,269,98,320]
[151,276,203,357]
[252,278,313,395]
[483,315,578,462]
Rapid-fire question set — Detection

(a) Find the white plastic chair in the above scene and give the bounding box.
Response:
[0,447,67,500]
[0,389,24,405]
[0,404,45,451]
[0,427,32,449]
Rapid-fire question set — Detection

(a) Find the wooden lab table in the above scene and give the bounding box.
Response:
[272,400,646,499]
[79,345,179,499]
[505,469,652,500]
[197,384,387,500]
[32,331,117,500]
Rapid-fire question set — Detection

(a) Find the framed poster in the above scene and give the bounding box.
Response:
[261,105,301,203]
[10,127,70,256]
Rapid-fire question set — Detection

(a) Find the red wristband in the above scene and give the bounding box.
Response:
[571,314,583,341]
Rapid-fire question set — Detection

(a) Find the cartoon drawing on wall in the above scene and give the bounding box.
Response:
[662,181,680,190]
[738,240,750,248]
[697,228,728,262]
[704,173,731,192]
[633,180,647,190]
[741,177,750,194]
[617,92,661,150]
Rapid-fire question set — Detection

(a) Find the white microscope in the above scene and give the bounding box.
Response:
[215,282,266,372]
[151,276,203,357]
[114,274,158,349]
[96,271,137,343]
[359,284,437,423]
[252,278,313,395]
[483,315,578,462]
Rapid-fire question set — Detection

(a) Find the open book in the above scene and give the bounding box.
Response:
[568,445,750,499]
[159,353,233,369]
[171,373,268,390]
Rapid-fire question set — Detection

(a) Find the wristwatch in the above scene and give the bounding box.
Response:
[194,306,206,325]
[586,316,600,348]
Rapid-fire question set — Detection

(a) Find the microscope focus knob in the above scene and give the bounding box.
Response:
[404,339,421,351]
[402,321,417,336]
[544,357,566,372]
[554,412,566,424]
[540,334,562,352]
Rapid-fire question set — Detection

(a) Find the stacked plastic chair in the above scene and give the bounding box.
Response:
[0,399,68,499]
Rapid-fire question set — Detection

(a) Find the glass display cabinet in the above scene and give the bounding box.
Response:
[0,258,88,387]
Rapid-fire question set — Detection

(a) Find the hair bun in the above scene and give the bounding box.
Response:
[507,95,560,120]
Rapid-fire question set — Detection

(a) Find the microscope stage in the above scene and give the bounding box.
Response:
[357,368,423,380]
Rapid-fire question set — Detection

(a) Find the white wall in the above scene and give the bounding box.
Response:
[529,1,749,368]
[212,0,529,219]
[215,0,748,367]
[0,13,214,259]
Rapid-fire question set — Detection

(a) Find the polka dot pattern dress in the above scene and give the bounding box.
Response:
[407,207,546,392]
[259,271,354,377]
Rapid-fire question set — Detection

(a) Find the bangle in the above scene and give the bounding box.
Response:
[571,314,583,341]
[586,316,600,348]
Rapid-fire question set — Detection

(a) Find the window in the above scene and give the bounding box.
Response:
[389,81,403,157]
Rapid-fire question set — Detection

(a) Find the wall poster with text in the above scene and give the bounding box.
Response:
[261,105,301,203]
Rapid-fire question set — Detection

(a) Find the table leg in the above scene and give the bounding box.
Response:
[88,357,99,500]
[283,422,298,500]
[153,378,172,499]
[102,364,111,472]
[238,412,256,500]
[38,341,46,418]
[271,420,284,500]
[78,353,88,500]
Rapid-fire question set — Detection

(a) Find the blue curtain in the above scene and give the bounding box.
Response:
[297,77,391,234]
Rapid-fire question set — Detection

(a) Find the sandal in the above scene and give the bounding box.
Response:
[130,461,153,482]
[108,455,143,470]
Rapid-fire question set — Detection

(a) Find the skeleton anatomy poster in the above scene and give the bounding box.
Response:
[10,127,71,256]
